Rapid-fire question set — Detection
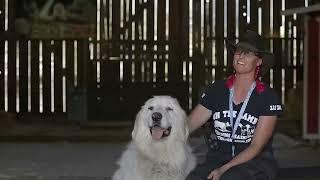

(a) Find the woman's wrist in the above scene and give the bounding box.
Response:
[220,164,231,173]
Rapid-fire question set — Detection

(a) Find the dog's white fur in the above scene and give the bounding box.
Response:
[112,96,196,180]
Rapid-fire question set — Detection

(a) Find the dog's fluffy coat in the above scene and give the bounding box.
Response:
[112,96,196,180]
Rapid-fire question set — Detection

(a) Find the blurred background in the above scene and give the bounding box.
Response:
[0,0,320,179]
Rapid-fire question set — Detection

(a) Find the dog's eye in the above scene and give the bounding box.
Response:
[148,106,154,110]
[166,107,173,111]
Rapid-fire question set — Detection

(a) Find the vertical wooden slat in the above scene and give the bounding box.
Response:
[42,40,51,113]
[5,0,16,112]
[0,0,4,110]
[134,0,142,82]
[53,40,63,112]
[215,0,224,80]
[192,0,201,55]
[260,0,271,84]
[124,0,132,83]
[250,0,258,31]
[227,0,235,37]
[169,0,184,82]
[19,40,28,112]
[227,0,235,69]
[273,38,282,95]
[123,0,132,84]
[147,0,154,60]
[296,11,304,83]
[156,0,166,83]
[87,58,98,120]
[262,0,270,36]
[123,59,132,83]
[66,40,75,88]
[238,0,247,33]
[100,60,120,120]
[204,0,212,84]
[7,39,16,112]
[0,0,4,31]
[31,40,39,113]
[273,0,281,37]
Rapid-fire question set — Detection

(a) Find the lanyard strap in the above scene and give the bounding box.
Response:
[229,82,256,156]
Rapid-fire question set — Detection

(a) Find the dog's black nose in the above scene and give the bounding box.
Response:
[152,112,162,122]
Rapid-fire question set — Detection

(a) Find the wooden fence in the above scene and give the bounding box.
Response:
[0,0,308,121]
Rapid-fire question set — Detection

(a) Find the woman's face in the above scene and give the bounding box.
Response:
[233,48,262,75]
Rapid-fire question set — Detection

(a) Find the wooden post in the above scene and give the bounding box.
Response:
[303,15,320,139]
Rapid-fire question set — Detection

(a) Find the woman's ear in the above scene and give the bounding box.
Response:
[257,58,262,66]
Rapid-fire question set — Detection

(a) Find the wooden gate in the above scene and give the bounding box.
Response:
[0,0,309,122]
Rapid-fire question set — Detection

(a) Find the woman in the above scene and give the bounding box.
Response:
[187,30,282,180]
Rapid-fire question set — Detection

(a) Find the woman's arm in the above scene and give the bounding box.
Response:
[208,115,277,179]
[188,104,212,133]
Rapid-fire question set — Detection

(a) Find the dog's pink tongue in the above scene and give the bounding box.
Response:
[151,127,165,140]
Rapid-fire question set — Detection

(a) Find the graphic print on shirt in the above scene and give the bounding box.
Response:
[212,110,258,143]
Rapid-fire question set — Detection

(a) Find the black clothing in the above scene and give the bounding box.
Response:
[187,79,282,180]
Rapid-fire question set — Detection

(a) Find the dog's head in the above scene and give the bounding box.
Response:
[132,96,189,143]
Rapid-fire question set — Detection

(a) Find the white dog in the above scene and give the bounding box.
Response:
[112,96,196,180]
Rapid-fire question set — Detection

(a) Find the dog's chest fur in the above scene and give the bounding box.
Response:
[140,157,185,180]
[112,142,194,180]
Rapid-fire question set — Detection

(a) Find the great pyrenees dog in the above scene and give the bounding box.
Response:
[112,96,196,180]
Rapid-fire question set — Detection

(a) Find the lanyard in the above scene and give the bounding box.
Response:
[229,82,256,157]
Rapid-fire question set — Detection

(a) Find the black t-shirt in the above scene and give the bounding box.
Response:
[200,79,282,156]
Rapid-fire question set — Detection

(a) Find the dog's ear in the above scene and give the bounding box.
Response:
[132,108,149,142]
[131,110,141,140]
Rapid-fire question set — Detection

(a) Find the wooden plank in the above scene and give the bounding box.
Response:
[273,0,282,37]
[111,0,120,57]
[0,0,4,110]
[261,38,271,84]
[215,0,224,80]
[178,0,188,59]
[249,0,258,32]
[147,0,154,67]
[86,44,97,120]
[42,40,51,113]
[156,0,166,83]
[0,43,4,110]
[19,39,28,113]
[31,40,39,113]
[134,0,143,82]
[123,59,132,82]
[7,40,16,112]
[157,0,166,83]
[238,0,247,33]
[204,0,212,84]
[77,40,88,88]
[53,40,63,113]
[227,0,235,69]
[227,0,235,37]
[169,0,184,82]
[0,0,4,32]
[97,60,120,120]
[192,0,201,55]
[65,40,75,88]
[191,51,205,108]
[122,1,134,84]
[285,65,294,102]
[156,61,165,82]
[272,38,282,96]
[296,37,304,82]
[261,0,270,36]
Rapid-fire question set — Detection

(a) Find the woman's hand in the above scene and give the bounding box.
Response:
[207,167,226,180]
